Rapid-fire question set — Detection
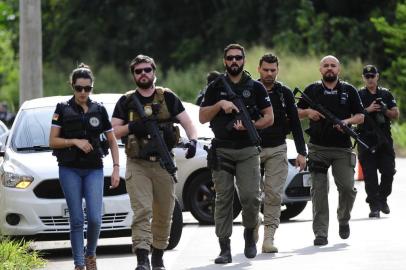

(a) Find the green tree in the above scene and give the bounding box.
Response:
[372,2,406,119]
[0,1,18,111]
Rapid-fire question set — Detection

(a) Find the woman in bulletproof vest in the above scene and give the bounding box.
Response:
[49,63,120,270]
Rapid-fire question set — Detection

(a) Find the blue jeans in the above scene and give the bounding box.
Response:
[59,166,104,267]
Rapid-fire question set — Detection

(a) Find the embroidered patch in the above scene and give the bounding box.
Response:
[52,113,59,121]
[89,117,100,127]
[242,89,251,98]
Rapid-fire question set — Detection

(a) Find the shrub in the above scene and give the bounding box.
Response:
[0,236,46,270]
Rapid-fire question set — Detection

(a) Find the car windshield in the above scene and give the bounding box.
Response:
[12,107,55,151]
[11,103,118,152]
[10,98,212,152]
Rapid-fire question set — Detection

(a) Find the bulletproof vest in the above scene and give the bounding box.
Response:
[53,101,106,162]
[125,87,180,159]
[210,78,258,140]
[306,81,350,138]
[357,87,391,145]
[261,82,290,138]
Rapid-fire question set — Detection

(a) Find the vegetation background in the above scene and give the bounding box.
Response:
[1,0,406,151]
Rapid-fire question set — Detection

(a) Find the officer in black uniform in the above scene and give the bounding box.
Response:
[200,44,273,263]
[257,53,307,253]
[49,63,120,270]
[297,55,364,246]
[357,65,399,218]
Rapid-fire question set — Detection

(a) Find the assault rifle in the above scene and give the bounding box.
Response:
[131,94,178,182]
[221,76,261,151]
[293,87,374,153]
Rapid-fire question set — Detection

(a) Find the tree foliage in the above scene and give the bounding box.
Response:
[0,1,18,111]
[372,2,406,118]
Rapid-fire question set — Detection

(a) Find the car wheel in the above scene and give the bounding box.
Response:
[166,198,183,250]
[188,170,241,225]
[280,201,307,221]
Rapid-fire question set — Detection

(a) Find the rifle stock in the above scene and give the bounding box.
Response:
[293,87,374,153]
[221,76,261,151]
[131,93,178,182]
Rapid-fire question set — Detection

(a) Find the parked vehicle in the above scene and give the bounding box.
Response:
[0,120,8,146]
[0,94,311,247]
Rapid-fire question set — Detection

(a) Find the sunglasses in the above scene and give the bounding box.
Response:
[73,85,93,92]
[134,67,153,75]
[364,74,376,79]
[225,55,244,61]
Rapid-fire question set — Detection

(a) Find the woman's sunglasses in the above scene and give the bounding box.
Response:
[73,85,93,92]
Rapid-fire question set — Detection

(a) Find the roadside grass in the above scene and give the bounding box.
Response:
[0,236,46,270]
[392,122,406,157]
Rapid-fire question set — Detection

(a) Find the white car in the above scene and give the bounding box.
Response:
[0,120,8,147]
[0,93,311,244]
[0,94,210,249]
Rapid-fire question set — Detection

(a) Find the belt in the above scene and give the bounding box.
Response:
[213,138,253,149]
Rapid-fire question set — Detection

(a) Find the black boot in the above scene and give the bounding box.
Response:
[135,249,150,270]
[151,247,166,270]
[244,228,257,258]
[214,238,232,264]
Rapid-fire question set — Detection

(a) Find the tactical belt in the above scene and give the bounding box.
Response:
[213,138,253,149]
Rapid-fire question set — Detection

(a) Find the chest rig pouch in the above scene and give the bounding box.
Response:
[125,87,180,160]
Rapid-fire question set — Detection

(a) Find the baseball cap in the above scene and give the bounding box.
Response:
[363,65,378,75]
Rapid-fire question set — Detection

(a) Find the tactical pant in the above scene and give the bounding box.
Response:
[260,144,288,229]
[358,143,396,208]
[212,146,261,239]
[125,158,175,251]
[308,144,357,238]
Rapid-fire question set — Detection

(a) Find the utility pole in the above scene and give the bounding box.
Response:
[19,0,43,105]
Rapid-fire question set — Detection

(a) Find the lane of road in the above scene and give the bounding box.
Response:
[35,158,406,270]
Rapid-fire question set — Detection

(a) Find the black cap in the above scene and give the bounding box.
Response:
[363,65,378,75]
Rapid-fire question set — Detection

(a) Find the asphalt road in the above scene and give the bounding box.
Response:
[34,158,406,270]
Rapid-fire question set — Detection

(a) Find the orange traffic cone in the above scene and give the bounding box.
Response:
[355,160,364,181]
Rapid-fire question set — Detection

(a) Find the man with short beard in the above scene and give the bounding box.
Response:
[111,55,198,270]
[199,44,274,263]
[297,55,364,246]
[257,53,307,253]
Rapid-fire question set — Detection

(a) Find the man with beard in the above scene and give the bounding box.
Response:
[111,55,197,270]
[199,44,273,263]
[257,53,307,253]
[357,65,399,218]
[297,55,364,246]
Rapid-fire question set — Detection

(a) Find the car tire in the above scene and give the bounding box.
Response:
[280,201,307,221]
[166,198,183,250]
[188,170,242,225]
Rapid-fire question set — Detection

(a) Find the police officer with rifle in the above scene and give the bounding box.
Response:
[357,65,399,218]
[199,44,273,263]
[50,63,120,270]
[297,55,364,246]
[111,55,197,270]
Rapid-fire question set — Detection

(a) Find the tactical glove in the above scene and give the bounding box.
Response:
[185,139,197,159]
[128,121,148,137]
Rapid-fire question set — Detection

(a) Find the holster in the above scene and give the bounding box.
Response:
[204,144,218,170]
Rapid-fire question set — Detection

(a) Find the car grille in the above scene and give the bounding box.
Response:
[285,173,311,197]
[33,178,127,199]
[40,212,129,232]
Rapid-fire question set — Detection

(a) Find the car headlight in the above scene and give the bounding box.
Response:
[1,172,34,189]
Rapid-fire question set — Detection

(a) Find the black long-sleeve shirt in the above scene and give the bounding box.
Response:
[260,81,307,156]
